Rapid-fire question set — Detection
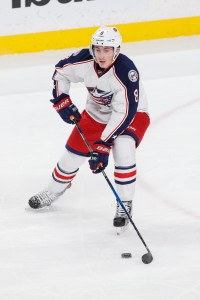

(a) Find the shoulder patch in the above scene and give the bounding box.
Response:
[128,70,138,82]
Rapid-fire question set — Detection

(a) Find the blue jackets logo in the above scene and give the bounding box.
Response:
[128,70,138,82]
[87,87,114,106]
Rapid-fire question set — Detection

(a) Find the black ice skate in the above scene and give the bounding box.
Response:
[28,184,70,209]
[113,200,132,235]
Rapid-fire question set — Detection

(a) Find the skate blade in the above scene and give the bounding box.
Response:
[25,205,52,213]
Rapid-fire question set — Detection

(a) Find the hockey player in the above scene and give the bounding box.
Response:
[28,27,150,232]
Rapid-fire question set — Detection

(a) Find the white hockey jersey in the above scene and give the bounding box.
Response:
[52,49,149,144]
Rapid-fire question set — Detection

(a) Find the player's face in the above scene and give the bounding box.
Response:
[93,46,115,69]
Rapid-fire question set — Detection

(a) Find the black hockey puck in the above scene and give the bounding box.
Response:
[121,253,132,258]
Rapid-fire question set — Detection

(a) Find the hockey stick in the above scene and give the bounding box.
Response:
[72,119,153,264]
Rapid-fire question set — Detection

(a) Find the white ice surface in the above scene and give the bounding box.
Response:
[0,36,200,300]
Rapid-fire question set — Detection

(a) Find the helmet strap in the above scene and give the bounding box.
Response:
[113,47,120,62]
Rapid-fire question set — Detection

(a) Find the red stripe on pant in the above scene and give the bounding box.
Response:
[114,170,136,179]
[54,168,76,181]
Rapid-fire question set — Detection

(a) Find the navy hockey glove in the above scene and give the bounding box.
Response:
[89,140,112,174]
[50,93,81,124]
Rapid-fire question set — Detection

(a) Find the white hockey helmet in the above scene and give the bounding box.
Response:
[90,27,122,61]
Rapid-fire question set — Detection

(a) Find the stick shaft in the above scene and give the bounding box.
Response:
[73,119,152,254]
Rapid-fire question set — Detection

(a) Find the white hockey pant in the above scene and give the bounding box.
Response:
[112,135,136,202]
[48,149,86,194]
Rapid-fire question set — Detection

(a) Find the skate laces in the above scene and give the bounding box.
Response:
[34,190,58,206]
[116,201,132,217]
